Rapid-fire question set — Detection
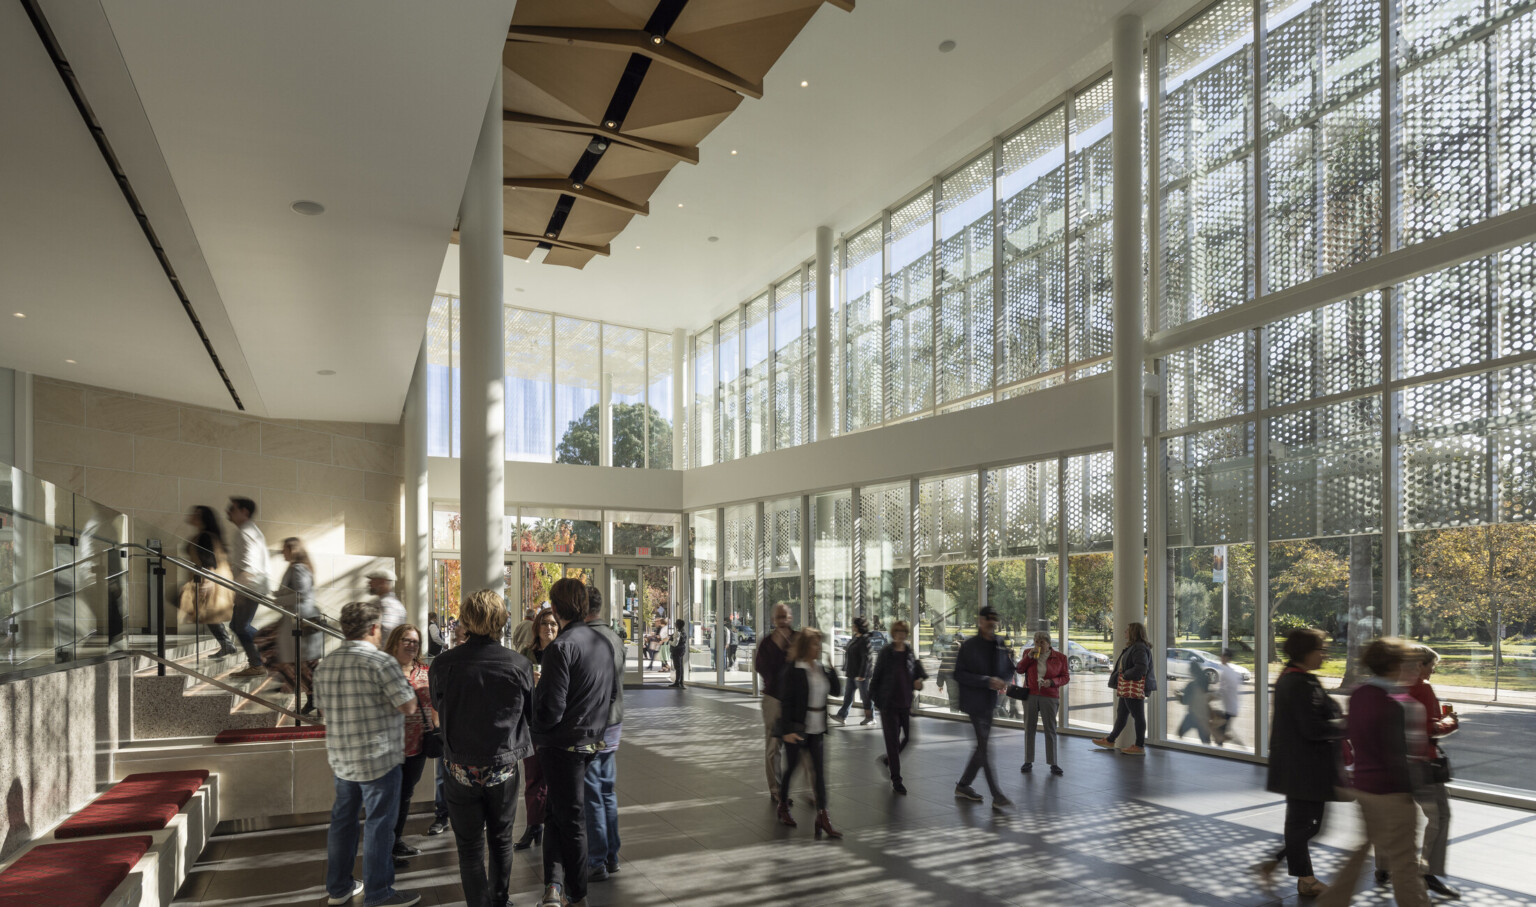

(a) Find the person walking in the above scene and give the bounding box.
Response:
[382,624,435,869]
[1093,621,1157,755]
[1017,631,1069,776]
[583,585,625,882]
[657,612,671,672]
[867,620,926,794]
[428,590,535,907]
[1317,639,1431,907]
[755,602,797,805]
[1176,655,1213,744]
[667,618,688,688]
[953,605,1020,809]
[314,601,420,907]
[368,568,407,637]
[513,608,560,851]
[1375,645,1460,898]
[832,617,875,726]
[935,633,964,713]
[273,537,323,715]
[775,628,843,839]
[225,497,270,678]
[1211,649,1243,746]
[532,578,616,907]
[1254,628,1345,899]
[426,612,445,657]
[180,506,237,657]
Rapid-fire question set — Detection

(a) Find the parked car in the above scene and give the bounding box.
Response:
[1168,647,1252,685]
[1066,640,1111,673]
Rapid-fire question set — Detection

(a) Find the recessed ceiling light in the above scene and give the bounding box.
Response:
[572,182,584,190]
[635,245,641,250]
[12,312,24,318]
[545,231,556,238]
[317,369,336,376]
[677,203,684,208]
[730,149,738,155]
[291,200,325,216]
[605,120,618,129]
[939,39,957,53]
[800,80,809,87]
[64,359,76,364]
[649,34,664,45]
[708,236,719,243]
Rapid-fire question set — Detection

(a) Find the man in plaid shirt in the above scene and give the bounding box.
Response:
[315,600,420,907]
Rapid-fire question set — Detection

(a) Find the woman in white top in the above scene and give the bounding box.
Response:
[776,627,843,839]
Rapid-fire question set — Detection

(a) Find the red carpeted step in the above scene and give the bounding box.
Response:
[214,725,326,744]
[0,835,152,906]
[54,771,209,839]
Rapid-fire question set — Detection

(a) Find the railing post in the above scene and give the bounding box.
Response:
[292,620,305,726]
[149,539,166,677]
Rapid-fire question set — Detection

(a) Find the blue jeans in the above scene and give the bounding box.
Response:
[583,749,619,868]
[434,758,448,822]
[326,764,402,906]
[834,678,870,720]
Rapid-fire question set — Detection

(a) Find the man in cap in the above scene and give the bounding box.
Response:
[952,604,1020,809]
[368,567,407,637]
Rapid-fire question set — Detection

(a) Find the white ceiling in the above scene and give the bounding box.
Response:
[438,0,1186,332]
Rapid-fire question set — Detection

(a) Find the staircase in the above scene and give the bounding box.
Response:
[130,639,310,739]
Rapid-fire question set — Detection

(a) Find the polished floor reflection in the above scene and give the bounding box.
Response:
[173,688,1533,905]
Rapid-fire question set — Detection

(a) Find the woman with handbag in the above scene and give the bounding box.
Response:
[179,506,238,655]
[668,618,688,688]
[384,623,437,867]
[868,620,927,794]
[1254,628,1345,898]
[512,608,559,850]
[1373,644,1461,899]
[775,627,843,839]
[269,537,323,713]
[1093,621,1156,755]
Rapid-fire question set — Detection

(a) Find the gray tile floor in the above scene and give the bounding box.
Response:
[174,687,1532,906]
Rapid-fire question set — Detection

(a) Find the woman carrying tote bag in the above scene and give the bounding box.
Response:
[1093,621,1156,755]
[177,506,236,642]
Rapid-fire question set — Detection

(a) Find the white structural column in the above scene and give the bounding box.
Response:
[458,72,506,595]
[600,373,613,467]
[402,337,430,628]
[672,328,687,470]
[1111,14,1146,691]
[814,226,833,441]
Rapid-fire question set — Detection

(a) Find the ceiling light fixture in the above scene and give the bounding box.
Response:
[800,80,809,87]
[604,120,618,129]
[939,39,957,53]
[12,312,24,318]
[730,149,738,155]
[64,359,76,364]
[587,138,609,154]
[316,369,336,376]
[677,203,684,208]
[291,200,325,216]
[573,182,584,191]
[545,231,557,238]
[650,34,664,45]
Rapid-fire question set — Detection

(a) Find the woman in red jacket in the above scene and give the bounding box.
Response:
[1017,631,1070,776]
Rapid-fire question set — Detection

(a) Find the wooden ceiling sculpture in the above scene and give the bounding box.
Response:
[479,0,854,269]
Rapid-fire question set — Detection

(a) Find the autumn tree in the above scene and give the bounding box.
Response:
[1410,524,1536,668]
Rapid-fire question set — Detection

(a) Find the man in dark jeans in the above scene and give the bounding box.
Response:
[953,605,1021,810]
[428,589,535,907]
[533,578,616,907]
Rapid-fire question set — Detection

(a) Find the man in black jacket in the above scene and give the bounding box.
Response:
[832,617,875,725]
[427,589,534,907]
[533,578,616,907]
[953,605,1019,809]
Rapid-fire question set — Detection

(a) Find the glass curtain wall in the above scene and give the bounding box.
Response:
[916,473,980,715]
[1063,452,1117,730]
[691,509,720,682]
[773,272,809,450]
[722,504,756,688]
[763,497,804,651]
[426,298,679,469]
[843,224,884,433]
[810,491,854,669]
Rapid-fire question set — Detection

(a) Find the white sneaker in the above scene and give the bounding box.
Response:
[327,879,364,905]
[540,883,565,906]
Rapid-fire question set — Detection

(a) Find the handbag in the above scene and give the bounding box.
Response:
[1427,745,1452,784]
[1004,684,1031,702]
[1117,677,1146,700]
[421,726,443,759]
[178,568,235,624]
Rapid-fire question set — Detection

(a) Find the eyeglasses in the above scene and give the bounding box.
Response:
[400,640,420,647]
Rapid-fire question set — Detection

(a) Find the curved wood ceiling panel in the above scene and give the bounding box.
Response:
[455,0,852,269]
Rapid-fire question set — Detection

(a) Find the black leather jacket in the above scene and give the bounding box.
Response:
[532,620,618,749]
[777,662,842,737]
[428,635,535,768]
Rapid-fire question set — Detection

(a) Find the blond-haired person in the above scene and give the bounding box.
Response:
[775,628,844,839]
[428,590,535,907]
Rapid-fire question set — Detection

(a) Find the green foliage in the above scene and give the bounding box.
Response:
[556,402,673,468]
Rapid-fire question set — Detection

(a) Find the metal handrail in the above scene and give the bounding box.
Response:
[129,648,319,726]
[5,566,131,621]
[122,542,345,642]
[0,556,98,600]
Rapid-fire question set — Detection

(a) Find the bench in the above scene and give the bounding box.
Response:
[0,835,151,907]
[55,770,209,839]
[214,725,326,744]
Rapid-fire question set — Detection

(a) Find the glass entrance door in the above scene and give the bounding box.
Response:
[607,563,677,685]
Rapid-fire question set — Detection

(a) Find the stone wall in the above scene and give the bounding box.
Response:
[29,377,404,627]
[0,660,119,862]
